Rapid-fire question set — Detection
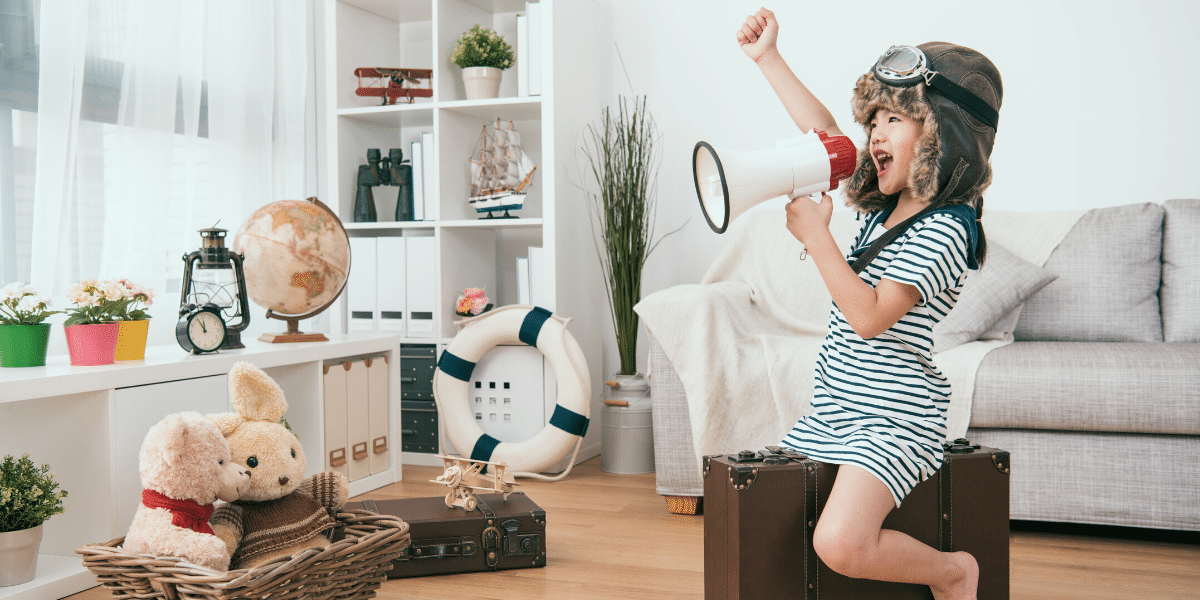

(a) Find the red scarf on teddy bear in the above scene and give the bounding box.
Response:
[141,489,216,535]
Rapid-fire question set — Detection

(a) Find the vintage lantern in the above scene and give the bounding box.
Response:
[177,225,250,352]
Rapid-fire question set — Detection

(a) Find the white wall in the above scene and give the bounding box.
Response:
[584,0,1200,375]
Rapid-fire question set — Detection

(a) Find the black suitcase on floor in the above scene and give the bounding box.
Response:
[344,491,546,578]
[704,440,1010,600]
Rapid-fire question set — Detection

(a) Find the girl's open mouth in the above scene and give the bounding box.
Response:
[875,151,893,175]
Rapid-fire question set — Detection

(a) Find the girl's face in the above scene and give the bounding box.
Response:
[868,110,924,197]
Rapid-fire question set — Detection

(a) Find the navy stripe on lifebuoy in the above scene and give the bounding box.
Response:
[549,404,590,437]
[519,306,553,347]
[438,350,475,382]
[471,433,501,464]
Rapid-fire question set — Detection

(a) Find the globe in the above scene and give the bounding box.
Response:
[231,198,350,330]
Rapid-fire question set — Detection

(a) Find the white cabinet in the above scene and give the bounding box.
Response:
[0,334,400,600]
[319,0,608,467]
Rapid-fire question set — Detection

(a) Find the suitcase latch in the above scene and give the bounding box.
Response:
[502,519,540,557]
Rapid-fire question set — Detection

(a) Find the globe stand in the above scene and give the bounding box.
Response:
[259,309,330,343]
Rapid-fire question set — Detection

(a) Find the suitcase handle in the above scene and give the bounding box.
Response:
[400,537,479,561]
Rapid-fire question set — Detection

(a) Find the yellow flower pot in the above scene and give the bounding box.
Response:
[114,320,150,361]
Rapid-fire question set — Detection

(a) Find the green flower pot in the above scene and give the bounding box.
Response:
[0,323,52,368]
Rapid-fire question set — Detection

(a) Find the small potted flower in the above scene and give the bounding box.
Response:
[0,454,68,587]
[451,24,514,100]
[112,279,154,361]
[455,287,493,317]
[62,279,125,366]
[0,283,60,368]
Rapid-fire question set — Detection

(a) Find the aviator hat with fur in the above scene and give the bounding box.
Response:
[844,42,1002,245]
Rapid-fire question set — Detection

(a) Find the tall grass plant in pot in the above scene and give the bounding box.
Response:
[581,95,675,397]
[0,454,68,586]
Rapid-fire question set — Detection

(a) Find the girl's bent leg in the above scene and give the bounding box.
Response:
[812,465,979,600]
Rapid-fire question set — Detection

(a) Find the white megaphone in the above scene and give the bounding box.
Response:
[692,130,858,234]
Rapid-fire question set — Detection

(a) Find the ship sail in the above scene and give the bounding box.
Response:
[467,118,537,218]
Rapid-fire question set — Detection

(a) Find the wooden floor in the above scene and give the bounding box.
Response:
[67,457,1200,600]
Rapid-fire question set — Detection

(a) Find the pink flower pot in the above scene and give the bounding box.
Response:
[64,322,120,366]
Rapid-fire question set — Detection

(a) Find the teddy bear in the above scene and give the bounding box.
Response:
[123,411,251,571]
[208,361,349,570]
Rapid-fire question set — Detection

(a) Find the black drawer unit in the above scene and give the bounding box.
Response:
[401,344,438,453]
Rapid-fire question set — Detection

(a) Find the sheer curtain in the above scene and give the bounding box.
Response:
[25,0,314,353]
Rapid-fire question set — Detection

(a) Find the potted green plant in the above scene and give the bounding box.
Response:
[580,95,675,400]
[451,24,514,100]
[0,283,60,368]
[112,279,155,361]
[63,279,125,366]
[0,454,67,587]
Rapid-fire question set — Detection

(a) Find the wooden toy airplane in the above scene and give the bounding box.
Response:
[354,67,433,105]
[430,454,518,511]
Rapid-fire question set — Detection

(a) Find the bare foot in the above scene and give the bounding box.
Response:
[931,551,979,600]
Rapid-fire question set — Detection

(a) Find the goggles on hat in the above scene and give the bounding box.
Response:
[873,45,999,130]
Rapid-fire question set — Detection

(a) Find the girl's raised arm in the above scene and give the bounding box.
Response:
[737,8,843,138]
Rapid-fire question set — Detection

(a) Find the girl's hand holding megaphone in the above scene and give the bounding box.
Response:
[786,193,834,259]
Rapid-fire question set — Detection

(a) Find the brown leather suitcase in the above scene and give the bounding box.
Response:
[704,440,1010,600]
[344,491,546,578]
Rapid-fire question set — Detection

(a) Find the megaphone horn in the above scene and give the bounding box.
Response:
[692,130,857,234]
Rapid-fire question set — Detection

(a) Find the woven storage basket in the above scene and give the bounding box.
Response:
[76,509,410,600]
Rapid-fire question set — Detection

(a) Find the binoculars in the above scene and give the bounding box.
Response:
[353,148,415,222]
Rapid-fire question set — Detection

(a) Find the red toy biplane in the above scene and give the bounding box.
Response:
[354,67,433,105]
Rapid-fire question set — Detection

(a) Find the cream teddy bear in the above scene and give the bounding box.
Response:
[208,362,349,570]
[123,411,251,571]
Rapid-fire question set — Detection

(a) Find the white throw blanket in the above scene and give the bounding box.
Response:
[636,207,1084,464]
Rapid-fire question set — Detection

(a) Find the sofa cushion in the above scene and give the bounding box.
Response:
[969,341,1200,435]
[1014,203,1164,342]
[1161,199,1200,342]
[933,244,1058,352]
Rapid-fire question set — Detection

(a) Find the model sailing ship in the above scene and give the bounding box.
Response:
[468,118,537,218]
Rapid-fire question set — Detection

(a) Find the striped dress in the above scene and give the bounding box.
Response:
[780,209,973,507]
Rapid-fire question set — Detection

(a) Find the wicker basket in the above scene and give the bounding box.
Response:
[76,509,410,600]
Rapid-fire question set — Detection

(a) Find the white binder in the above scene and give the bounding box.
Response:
[348,237,377,332]
[421,131,435,220]
[411,140,425,221]
[516,13,529,97]
[376,236,406,335]
[406,236,436,337]
[527,2,542,96]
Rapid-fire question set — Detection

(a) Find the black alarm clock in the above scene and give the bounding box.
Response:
[176,303,227,354]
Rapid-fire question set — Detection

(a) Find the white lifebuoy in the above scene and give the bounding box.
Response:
[433,305,592,476]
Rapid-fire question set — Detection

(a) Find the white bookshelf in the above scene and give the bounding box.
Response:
[0,334,401,599]
[318,0,608,468]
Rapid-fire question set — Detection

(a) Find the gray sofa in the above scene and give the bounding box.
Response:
[648,199,1200,531]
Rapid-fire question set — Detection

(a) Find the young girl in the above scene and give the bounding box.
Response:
[737,8,1002,600]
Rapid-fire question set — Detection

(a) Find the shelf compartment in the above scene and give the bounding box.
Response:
[336,0,433,112]
[437,107,543,222]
